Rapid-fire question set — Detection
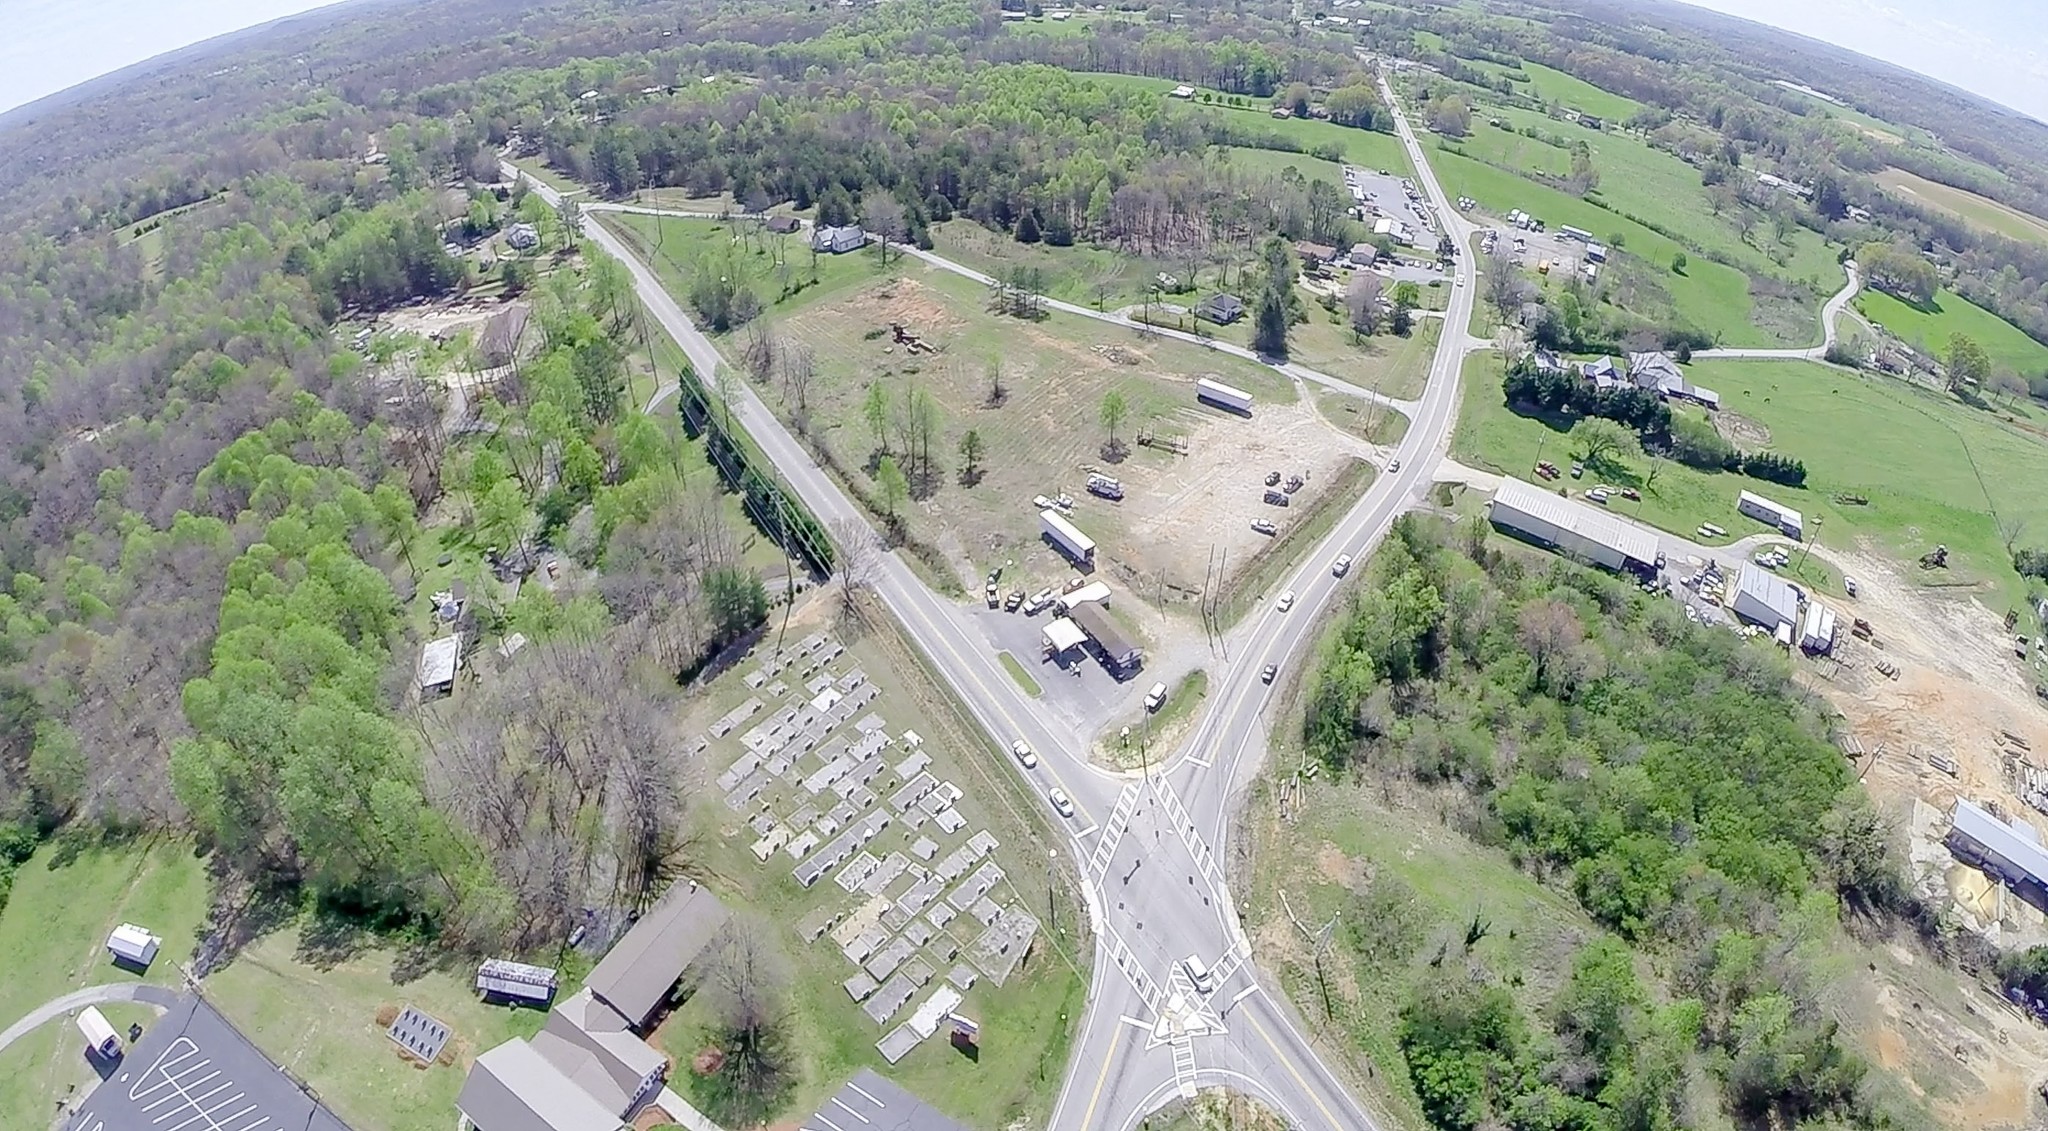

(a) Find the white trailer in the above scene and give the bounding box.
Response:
[1737,490,1803,540]
[1040,509,1096,564]
[77,1006,120,1058]
[1195,378,1253,413]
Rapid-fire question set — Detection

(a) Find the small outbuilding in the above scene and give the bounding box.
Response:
[419,635,463,698]
[106,923,161,970]
[477,958,561,1006]
[765,214,802,234]
[77,1006,121,1059]
[1737,490,1803,540]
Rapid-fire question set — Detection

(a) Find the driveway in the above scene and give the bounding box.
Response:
[0,983,181,1056]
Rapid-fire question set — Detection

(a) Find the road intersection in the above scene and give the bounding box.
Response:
[507,64,1484,1130]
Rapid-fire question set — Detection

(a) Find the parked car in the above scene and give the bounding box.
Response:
[1843,576,1859,597]
[1011,740,1037,769]
[1048,788,1075,818]
[1145,682,1167,711]
[1276,590,1296,612]
[1251,519,1278,536]
[1005,589,1025,611]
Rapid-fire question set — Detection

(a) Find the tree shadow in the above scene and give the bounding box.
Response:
[1503,400,1579,437]
[295,905,372,971]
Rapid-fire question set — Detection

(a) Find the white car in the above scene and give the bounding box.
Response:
[1332,554,1353,577]
[1048,788,1074,818]
[1182,953,1215,994]
[1276,590,1296,612]
[1011,740,1037,769]
[1144,682,1167,711]
[1387,458,1401,473]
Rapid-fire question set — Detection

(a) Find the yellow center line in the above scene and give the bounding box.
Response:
[1248,1007,1347,1130]
[1078,1017,1126,1130]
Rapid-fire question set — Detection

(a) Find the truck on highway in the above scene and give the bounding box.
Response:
[1040,509,1096,565]
[1196,377,1253,414]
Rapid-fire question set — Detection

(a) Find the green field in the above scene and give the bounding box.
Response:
[600,211,890,326]
[1857,286,2048,375]
[1218,145,1347,187]
[0,839,211,1129]
[1075,72,1417,176]
[1428,148,1780,346]
[1455,353,2048,608]
[1875,168,2048,247]
[1499,60,1647,123]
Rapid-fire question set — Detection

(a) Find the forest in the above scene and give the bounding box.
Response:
[1302,517,1921,1131]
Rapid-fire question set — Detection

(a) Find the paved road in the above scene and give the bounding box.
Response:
[505,67,1489,1125]
[1695,262,1862,361]
[0,984,180,1056]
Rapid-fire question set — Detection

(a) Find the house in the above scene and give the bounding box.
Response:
[1168,84,1196,99]
[479,303,531,367]
[1531,348,1569,375]
[506,223,540,250]
[1756,171,1815,199]
[419,635,462,697]
[1581,356,1623,392]
[1293,240,1338,267]
[456,1038,624,1131]
[1194,293,1245,325]
[1347,242,1380,268]
[1624,351,1720,408]
[810,225,866,254]
[586,878,729,1028]
[534,991,669,1117]
[765,215,802,234]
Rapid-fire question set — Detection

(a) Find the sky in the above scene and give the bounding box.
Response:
[0,0,2044,124]
[0,0,340,115]
[1678,0,2048,123]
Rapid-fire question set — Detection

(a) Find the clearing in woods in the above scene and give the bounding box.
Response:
[755,266,1382,602]
[1875,167,2048,248]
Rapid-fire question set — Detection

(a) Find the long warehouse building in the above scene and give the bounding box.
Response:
[1488,477,1659,573]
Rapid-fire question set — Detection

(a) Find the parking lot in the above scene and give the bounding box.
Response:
[1344,164,1436,249]
[67,995,352,1131]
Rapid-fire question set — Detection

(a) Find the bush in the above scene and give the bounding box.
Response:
[1740,450,1807,486]
[1668,413,1737,469]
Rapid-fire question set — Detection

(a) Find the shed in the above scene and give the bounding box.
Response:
[1347,243,1380,267]
[584,878,728,1029]
[77,1006,121,1058]
[1732,563,1799,631]
[1487,478,1658,573]
[107,923,160,969]
[477,958,560,1005]
[1737,490,1803,539]
[419,635,462,697]
[1041,618,1088,656]
[765,215,802,234]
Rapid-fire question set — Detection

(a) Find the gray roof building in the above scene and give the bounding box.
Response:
[1950,799,2048,897]
[1488,477,1658,573]
[480,304,531,367]
[586,878,729,1028]
[1581,356,1623,391]
[1195,293,1245,324]
[456,1038,624,1131]
[1068,601,1142,671]
[536,990,669,1116]
[812,225,866,253]
[799,1070,970,1131]
[1731,562,1799,630]
[1624,351,1719,408]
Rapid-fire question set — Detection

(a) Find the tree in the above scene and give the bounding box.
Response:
[1276,82,1312,118]
[863,383,891,453]
[701,915,796,1126]
[1325,83,1386,129]
[875,455,908,518]
[861,189,906,264]
[1347,271,1385,340]
[1428,94,1472,137]
[705,566,768,642]
[832,517,880,616]
[1576,419,1636,469]
[1100,389,1129,455]
[1252,286,1290,359]
[1516,599,1584,690]
[985,357,1007,406]
[1671,252,1689,274]
[1482,248,1526,321]
[1015,209,1042,244]
[958,429,985,485]
[1946,332,1991,392]
[1990,368,2030,407]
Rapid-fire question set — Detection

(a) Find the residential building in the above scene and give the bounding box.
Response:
[1731,562,1799,631]
[1292,240,1338,266]
[1580,356,1623,392]
[506,223,540,250]
[1194,293,1245,324]
[1347,242,1379,267]
[811,224,866,254]
[1531,348,1569,375]
[765,214,802,234]
[1623,351,1720,409]
[1487,478,1659,574]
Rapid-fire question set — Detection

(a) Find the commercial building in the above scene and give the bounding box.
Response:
[1737,489,1804,540]
[1069,601,1142,673]
[1731,562,1799,631]
[1948,799,2048,907]
[1487,478,1659,573]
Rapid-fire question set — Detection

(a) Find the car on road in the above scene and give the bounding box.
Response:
[1261,663,1278,684]
[1387,458,1401,473]
[1011,740,1037,769]
[1276,590,1295,612]
[1048,788,1074,818]
[1182,954,1215,994]
[1332,554,1353,577]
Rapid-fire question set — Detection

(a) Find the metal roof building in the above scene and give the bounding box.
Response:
[1069,602,1142,672]
[1949,799,2048,898]
[419,634,462,696]
[586,878,729,1028]
[1041,618,1088,655]
[1731,563,1800,630]
[456,1038,624,1131]
[1487,478,1659,573]
[1737,489,1804,540]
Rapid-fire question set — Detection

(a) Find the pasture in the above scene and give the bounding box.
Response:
[1857,287,2048,376]
[1876,167,2048,248]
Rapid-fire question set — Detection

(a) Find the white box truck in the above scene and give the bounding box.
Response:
[1039,509,1095,564]
[1195,378,1253,413]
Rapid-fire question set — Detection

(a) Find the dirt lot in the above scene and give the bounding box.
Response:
[760,270,1350,603]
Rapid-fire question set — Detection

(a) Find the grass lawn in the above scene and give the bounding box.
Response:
[1497,60,1647,123]
[1874,168,2048,248]
[1856,287,2048,375]
[659,596,1087,1128]
[1425,147,1784,347]
[999,650,1043,696]
[1218,146,1348,188]
[599,211,890,326]
[203,927,549,1131]
[1454,352,2048,610]
[1074,72,1418,178]
[1315,390,1411,448]
[927,219,1189,314]
[0,838,210,1128]
[1292,306,1439,402]
[510,156,585,196]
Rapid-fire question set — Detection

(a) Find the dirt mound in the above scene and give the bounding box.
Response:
[1713,409,1772,449]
